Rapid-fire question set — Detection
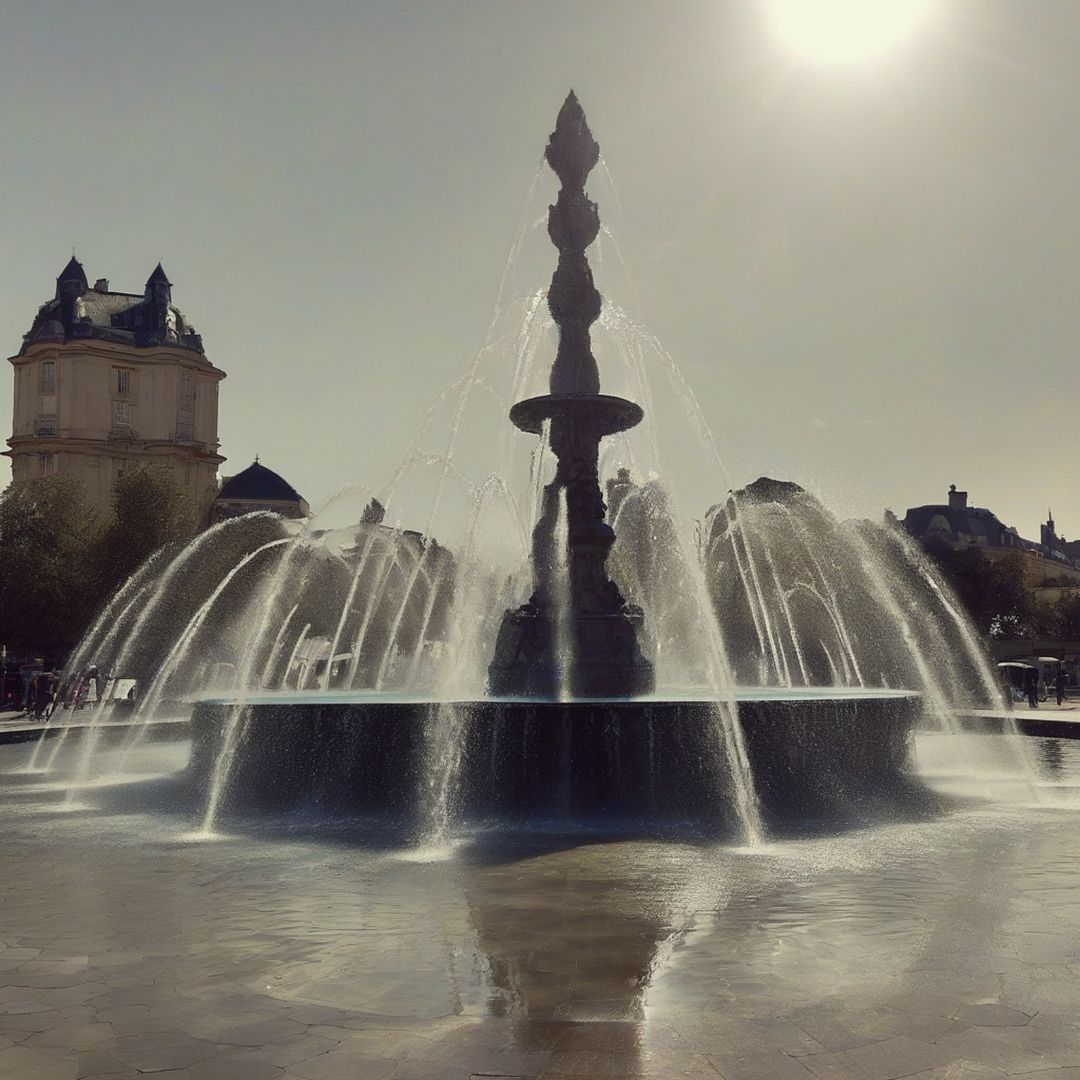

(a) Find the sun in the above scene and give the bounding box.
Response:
[763,0,934,65]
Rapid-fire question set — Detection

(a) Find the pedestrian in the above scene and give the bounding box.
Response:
[88,664,105,707]
[1056,667,1066,707]
[1027,668,1039,709]
[31,673,51,720]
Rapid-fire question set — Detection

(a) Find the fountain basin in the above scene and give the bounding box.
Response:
[189,688,928,827]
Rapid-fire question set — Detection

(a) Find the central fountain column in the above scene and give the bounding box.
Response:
[488,92,655,699]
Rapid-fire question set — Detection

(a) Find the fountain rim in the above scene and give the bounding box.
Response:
[192,686,923,708]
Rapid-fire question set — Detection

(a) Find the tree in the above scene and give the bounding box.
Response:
[94,466,194,594]
[1046,593,1080,640]
[0,472,99,658]
[928,546,1037,639]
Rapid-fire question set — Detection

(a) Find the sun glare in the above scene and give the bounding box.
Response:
[763,0,934,65]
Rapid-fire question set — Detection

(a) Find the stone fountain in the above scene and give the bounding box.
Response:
[152,94,938,835]
[489,92,654,699]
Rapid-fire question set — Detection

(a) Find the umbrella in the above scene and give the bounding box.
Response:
[997,661,1034,669]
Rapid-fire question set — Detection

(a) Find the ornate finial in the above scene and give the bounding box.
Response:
[545,90,600,193]
[255,452,260,464]
[545,90,603,396]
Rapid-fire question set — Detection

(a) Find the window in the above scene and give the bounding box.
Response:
[111,400,132,435]
[35,415,57,436]
[115,368,130,395]
[176,373,194,441]
[37,453,54,477]
[40,360,55,392]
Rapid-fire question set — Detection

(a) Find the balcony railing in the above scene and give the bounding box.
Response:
[34,416,57,436]
[108,426,137,443]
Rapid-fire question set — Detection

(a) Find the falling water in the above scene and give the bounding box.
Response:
[199,537,311,832]
[552,488,573,702]
[418,477,531,846]
[684,564,765,845]
[63,515,279,791]
[134,538,292,723]
[57,544,170,701]
[322,529,381,691]
[777,505,864,685]
[25,581,153,775]
[421,703,469,848]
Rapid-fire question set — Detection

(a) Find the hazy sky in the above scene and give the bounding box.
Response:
[4,1,1080,544]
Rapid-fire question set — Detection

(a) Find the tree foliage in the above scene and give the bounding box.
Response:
[95,466,194,594]
[0,466,195,660]
[0,473,98,656]
[927,544,1080,641]
[927,546,1036,639]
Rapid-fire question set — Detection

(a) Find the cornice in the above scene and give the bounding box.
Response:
[11,340,226,379]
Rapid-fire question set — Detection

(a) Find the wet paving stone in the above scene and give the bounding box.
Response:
[3,737,1080,1078]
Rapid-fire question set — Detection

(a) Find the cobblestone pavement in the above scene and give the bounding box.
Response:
[2,735,1080,1079]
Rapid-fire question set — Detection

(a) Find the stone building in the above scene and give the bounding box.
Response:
[4,257,226,527]
[211,459,309,521]
[903,484,1080,599]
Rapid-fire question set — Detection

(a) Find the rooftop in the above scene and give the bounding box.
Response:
[20,256,205,356]
[217,460,305,505]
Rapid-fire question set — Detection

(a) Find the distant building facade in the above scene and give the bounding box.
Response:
[5,257,225,527]
[211,459,309,521]
[903,484,1080,600]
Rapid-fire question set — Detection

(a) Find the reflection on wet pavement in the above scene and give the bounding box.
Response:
[1,734,1080,1078]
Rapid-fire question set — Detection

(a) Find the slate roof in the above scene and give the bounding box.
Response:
[20,257,205,356]
[217,461,305,504]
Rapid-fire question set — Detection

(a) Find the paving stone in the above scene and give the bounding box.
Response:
[952,1004,1033,1028]
[187,1050,286,1079]
[932,1027,1058,1073]
[284,1043,397,1080]
[802,1051,870,1080]
[903,1063,1009,1079]
[207,1017,309,1046]
[76,1048,142,1077]
[704,1050,815,1079]
[26,1023,115,1050]
[0,1043,77,1079]
[838,1036,952,1080]
[110,1034,220,1072]
[4,741,1080,1080]
[749,1019,828,1057]
[282,1005,358,1027]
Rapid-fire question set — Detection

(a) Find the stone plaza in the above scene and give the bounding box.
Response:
[2,733,1080,1080]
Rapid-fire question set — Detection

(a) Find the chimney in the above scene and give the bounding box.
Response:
[94,278,109,292]
[947,484,967,512]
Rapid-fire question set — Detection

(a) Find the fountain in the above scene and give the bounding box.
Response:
[488,92,654,699]
[36,92,1018,841]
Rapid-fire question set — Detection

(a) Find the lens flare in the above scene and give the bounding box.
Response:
[763,0,934,65]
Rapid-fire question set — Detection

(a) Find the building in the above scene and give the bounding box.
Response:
[211,459,309,520]
[902,484,1080,599]
[5,257,225,527]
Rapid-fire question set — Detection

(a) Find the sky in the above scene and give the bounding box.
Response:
[3,0,1080,544]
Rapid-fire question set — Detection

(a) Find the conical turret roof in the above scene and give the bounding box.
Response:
[146,262,172,287]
